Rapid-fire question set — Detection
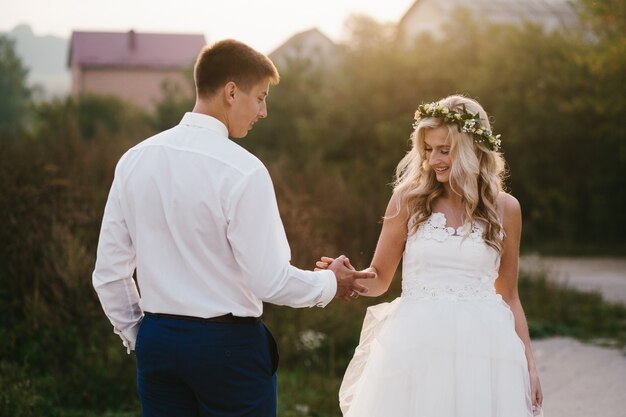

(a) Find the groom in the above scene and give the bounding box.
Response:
[92,39,373,417]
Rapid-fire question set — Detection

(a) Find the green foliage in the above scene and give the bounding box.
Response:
[0,97,145,417]
[520,274,626,346]
[150,75,195,132]
[277,370,343,417]
[0,362,47,417]
[0,35,31,137]
[74,94,149,140]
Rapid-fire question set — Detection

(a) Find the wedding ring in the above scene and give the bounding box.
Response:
[350,290,358,298]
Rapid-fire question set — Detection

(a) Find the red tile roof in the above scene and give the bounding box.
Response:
[68,30,206,69]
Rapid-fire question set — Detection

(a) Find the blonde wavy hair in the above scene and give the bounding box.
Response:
[393,95,506,253]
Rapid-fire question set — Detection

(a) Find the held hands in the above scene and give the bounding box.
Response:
[315,256,375,302]
[315,256,341,272]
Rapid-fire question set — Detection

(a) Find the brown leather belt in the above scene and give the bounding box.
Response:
[144,312,260,324]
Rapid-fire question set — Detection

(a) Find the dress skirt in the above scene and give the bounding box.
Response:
[339,296,535,417]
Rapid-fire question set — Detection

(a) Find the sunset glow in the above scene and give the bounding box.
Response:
[0,0,416,52]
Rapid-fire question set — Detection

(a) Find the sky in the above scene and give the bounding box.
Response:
[1,0,416,53]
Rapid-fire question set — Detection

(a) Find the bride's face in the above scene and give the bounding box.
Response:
[423,126,452,184]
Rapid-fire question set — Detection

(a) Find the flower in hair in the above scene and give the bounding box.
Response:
[413,102,502,151]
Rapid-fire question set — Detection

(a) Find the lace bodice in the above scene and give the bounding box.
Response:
[401,212,501,300]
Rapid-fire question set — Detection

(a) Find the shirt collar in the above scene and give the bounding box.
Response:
[179,112,229,138]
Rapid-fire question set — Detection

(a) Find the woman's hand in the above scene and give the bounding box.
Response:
[530,368,543,415]
[315,256,354,271]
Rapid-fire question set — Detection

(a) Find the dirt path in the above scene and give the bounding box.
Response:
[532,337,626,417]
[518,256,626,417]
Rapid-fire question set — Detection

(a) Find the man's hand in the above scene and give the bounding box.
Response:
[322,255,375,302]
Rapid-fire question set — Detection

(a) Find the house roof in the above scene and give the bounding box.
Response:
[269,28,340,66]
[399,0,579,31]
[270,28,333,55]
[68,30,206,69]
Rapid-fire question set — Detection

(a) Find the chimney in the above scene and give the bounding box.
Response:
[128,29,136,52]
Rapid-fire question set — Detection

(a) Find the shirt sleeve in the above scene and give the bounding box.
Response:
[92,173,143,353]
[226,166,337,308]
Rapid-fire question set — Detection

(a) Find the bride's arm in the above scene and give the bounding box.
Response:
[494,193,543,411]
[360,191,408,297]
[316,191,408,297]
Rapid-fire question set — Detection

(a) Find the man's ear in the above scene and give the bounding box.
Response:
[224,81,237,104]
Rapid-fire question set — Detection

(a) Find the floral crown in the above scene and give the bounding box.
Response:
[413,102,502,151]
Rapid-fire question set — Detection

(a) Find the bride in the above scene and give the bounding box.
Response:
[317,95,543,416]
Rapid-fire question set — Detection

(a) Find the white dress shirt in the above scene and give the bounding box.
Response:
[92,112,337,352]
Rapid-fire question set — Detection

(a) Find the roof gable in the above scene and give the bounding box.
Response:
[399,0,578,32]
[269,28,340,66]
[68,30,206,69]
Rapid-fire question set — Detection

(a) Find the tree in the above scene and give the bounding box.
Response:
[151,68,195,131]
[0,35,31,137]
[579,0,626,39]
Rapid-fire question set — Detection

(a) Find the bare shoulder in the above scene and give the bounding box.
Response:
[497,192,521,217]
[386,189,411,222]
[497,192,522,237]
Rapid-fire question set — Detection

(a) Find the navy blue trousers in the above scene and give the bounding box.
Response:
[135,315,279,417]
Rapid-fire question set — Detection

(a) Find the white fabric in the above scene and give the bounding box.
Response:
[93,112,336,351]
[339,212,535,417]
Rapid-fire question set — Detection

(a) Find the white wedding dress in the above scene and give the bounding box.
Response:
[339,213,535,417]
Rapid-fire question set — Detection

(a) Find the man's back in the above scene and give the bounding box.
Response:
[114,113,266,318]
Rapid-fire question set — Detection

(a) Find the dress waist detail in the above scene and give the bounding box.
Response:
[401,281,499,300]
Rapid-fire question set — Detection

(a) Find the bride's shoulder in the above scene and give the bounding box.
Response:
[383,190,413,230]
[497,192,521,212]
[496,192,521,227]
